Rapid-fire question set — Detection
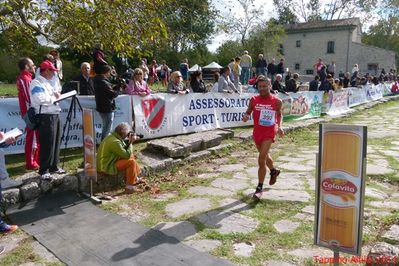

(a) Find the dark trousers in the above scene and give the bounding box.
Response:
[38,114,61,175]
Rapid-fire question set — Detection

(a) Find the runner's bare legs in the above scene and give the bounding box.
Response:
[256,139,273,187]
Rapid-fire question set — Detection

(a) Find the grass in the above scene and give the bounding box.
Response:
[0,84,16,97]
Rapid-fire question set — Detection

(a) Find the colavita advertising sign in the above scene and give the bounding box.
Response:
[83,108,97,181]
[315,124,367,255]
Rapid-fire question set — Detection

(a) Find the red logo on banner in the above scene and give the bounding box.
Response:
[141,97,166,130]
[322,178,357,194]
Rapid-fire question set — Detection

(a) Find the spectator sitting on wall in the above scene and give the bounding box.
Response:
[97,123,144,194]
[248,72,257,86]
[285,73,299,93]
[272,74,288,94]
[391,78,398,94]
[319,74,334,92]
[371,76,379,86]
[218,66,238,94]
[309,75,320,91]
[125,68,151,96]
[334,79,343,90]
[167,71,189,94]
[190,70,207,93]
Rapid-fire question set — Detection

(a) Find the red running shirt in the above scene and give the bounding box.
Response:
[250,94,281,145]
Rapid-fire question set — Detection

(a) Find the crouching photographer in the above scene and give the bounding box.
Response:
[97,122,145,194]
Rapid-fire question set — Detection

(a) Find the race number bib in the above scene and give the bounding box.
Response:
[259,109,275,126]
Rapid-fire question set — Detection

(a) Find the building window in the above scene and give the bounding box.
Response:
[327,41,335,53]
[368,64,378,75]
[296,40,301,47]
[306,69,314,75]
[295,63,300,70]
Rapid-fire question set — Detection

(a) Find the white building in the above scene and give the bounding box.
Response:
[282,18,397,76]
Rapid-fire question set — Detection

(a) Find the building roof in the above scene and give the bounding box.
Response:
[286,18,361,33]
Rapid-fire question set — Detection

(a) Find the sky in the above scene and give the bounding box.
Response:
[208,0,276,52]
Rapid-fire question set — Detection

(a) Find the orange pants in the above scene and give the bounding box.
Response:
[115,156,141,186]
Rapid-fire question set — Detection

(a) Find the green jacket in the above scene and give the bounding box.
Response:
[97,132,133,175]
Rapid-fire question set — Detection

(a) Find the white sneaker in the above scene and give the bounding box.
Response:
[1,177,23,189]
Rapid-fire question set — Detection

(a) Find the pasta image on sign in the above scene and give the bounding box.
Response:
[315,124,367,256]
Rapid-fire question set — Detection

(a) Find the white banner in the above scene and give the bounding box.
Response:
[132,93,253,139]
[0,95,132,155]
[327,90,350,116]
[365,84,383,101]
[348,87,368,107]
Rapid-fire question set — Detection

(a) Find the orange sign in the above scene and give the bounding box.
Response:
[315,124,367,255]
[83,109,97,181]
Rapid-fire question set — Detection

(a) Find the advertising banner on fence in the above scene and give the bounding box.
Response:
[348,87,368,107]
[132,93,252,139]
[365,84,383,101]
[327,90,350,116]
[0,95,132,155]
[280,91,324,121]
[315,124,367,255]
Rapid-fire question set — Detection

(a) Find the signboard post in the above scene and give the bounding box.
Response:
[315,123,367,262]
[82,108,100,203]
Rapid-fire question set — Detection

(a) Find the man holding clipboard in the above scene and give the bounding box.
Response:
[29,60,66,180]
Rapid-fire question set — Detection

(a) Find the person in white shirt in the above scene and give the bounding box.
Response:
[30,60,65,180]
[218,67,238,93]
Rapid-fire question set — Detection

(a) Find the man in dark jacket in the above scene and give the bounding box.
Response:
[285,73,299,93]
[309,75,320,91]
[94,65,119,140]
[267,58,277,83]
[276,58,285,76]
[74,62,94,95]
[255,54,267,76]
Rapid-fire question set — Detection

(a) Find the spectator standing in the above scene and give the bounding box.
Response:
[148,60,158,85]
[0,131,20,233]
[327,61,336,77]
[319,65,327,82]
[94,65,119,140]
[228,58,235,82]
[97,123,143,194]
[29,60,65,179]
[276,58,285,78]
[159,60,170,87]
[313,58,324,75]
[139,59,149,82]
[92,44,108,75]
[190,71,206,93]
[179,59,189,81]
[309,75,320,91]
[240,51,252,85]
[16,57,40,170]
[73,62,94,95]
[267,58,277,83]
[167,71,189,94]
[125,68,151,96]
[255,54,267,76]
[218,67,238,93]
[232,57,242,90]
[49,50,63,80]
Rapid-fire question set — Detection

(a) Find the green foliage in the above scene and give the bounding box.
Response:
[245,21,286,60]
[215,40,243,67]
[362,16,399,68]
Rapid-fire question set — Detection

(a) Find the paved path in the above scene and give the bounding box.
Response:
[2,99,399,265]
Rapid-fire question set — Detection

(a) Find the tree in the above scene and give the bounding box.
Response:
[362,0,399,67]
[162,0,217,53]
[220,0,264,45]
[0,0,169,57]
[245,21,286,60]
[272,0,298,24]
[215,40,243,67]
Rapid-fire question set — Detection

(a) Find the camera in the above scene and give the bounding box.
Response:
[128,131,144,139]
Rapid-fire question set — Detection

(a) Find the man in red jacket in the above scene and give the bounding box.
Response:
[16,57,40,170]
